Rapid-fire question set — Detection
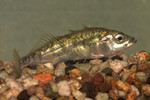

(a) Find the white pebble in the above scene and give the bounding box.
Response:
[29,96,39,100]
[72,90,86,100]
[95,92,109,100]
[55,62,66,77]
[6,77,23,92]
[131,85,140,96]
[44,63,54,70]
[109,59,128,73]
[57,80,71,96]
[23,78,39,89]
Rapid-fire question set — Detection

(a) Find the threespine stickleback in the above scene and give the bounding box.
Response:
[17,27,137,66]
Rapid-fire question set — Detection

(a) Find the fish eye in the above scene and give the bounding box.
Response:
[115,34,124,42]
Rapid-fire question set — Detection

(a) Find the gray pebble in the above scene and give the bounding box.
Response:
[29,96,39,100]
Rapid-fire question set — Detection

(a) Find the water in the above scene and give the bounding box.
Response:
[0,0,150,61]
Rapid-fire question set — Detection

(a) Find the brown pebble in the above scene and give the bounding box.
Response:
[27,86,36,96]
[125,76,133,85]
[111,79,118,90]
[99,81,111,93]
[108,90,118,100]
[147,76,150,84]
[0,60,3,67]
[126,91,136,100]
[81,72,93,83]
[93,72,104,85]
[17,90,30,100]
[133,80,142,89]
[89,85,99,99]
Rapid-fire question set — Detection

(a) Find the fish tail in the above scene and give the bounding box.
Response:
[13,49,22,78]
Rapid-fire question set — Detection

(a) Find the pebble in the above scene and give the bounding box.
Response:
[129,64,137,73]
[6,77,23,92]
[0,95,7,100]
[93,72,104,85]
[97,60,109,72]
[135,51,149,62]
[17,90,30,100]
[68,68,81,77]
[3,89,20,99]
[111,79,118,90]
[72,90,86,100]
[74,63,91,72]
[102,67,113,76]
[29,96,39,100]
[135,72,148,83]
[89,59,102,65]
[27,86,37,96]
[121,73,129,82]
[0,84,8,94]
[99,81,111,93]
[116,80,131,93]
[95,92,109,100]
[80,82,93,94]
[65,66,77,75]
[147,76,150,84]
[44,63,54,70]
[131,85,139,96]
[118,90,127,98]
[109,59,128,73]
[49,80,58,93]
[37,64,54,74]
[0,71,9,80]
[55,62,67,77]
[142,84,150,96]
[22,67,37,76]
[35,87,44,100]
[57,80,71,96]
[108,90,118,100]
[23,78,39,89]
[89,65,99,74]
[68,79,82,92]
[81,72,93,82]
[126,91,136,100]
[9,96,18,100]
[125,76,133,85]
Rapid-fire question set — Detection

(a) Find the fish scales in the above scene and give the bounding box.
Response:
[21,27,136,65]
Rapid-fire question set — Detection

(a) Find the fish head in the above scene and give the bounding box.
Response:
[100,30,137,56]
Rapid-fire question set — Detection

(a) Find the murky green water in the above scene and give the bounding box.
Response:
[0,0,150,61]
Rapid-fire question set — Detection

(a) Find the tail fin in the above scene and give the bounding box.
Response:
[13,49,22,78]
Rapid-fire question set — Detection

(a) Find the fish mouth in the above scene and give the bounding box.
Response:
[127,38,137,47]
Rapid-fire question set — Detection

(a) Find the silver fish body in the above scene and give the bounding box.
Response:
[21,27,137,65]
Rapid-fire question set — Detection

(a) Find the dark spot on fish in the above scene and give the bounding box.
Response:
[99,57,108,62]
[111,55,123,60]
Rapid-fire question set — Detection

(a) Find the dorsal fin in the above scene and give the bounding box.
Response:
[30,33,58,53]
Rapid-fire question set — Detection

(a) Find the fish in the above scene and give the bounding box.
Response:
[18,27,136,66]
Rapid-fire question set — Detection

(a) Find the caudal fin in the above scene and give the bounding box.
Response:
[13,49,22,78]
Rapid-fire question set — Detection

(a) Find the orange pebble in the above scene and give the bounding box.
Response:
[126,91,136,100]
[111,79,118,90]
[33,73,54,86]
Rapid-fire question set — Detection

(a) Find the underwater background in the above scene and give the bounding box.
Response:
[0,0,150,61]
